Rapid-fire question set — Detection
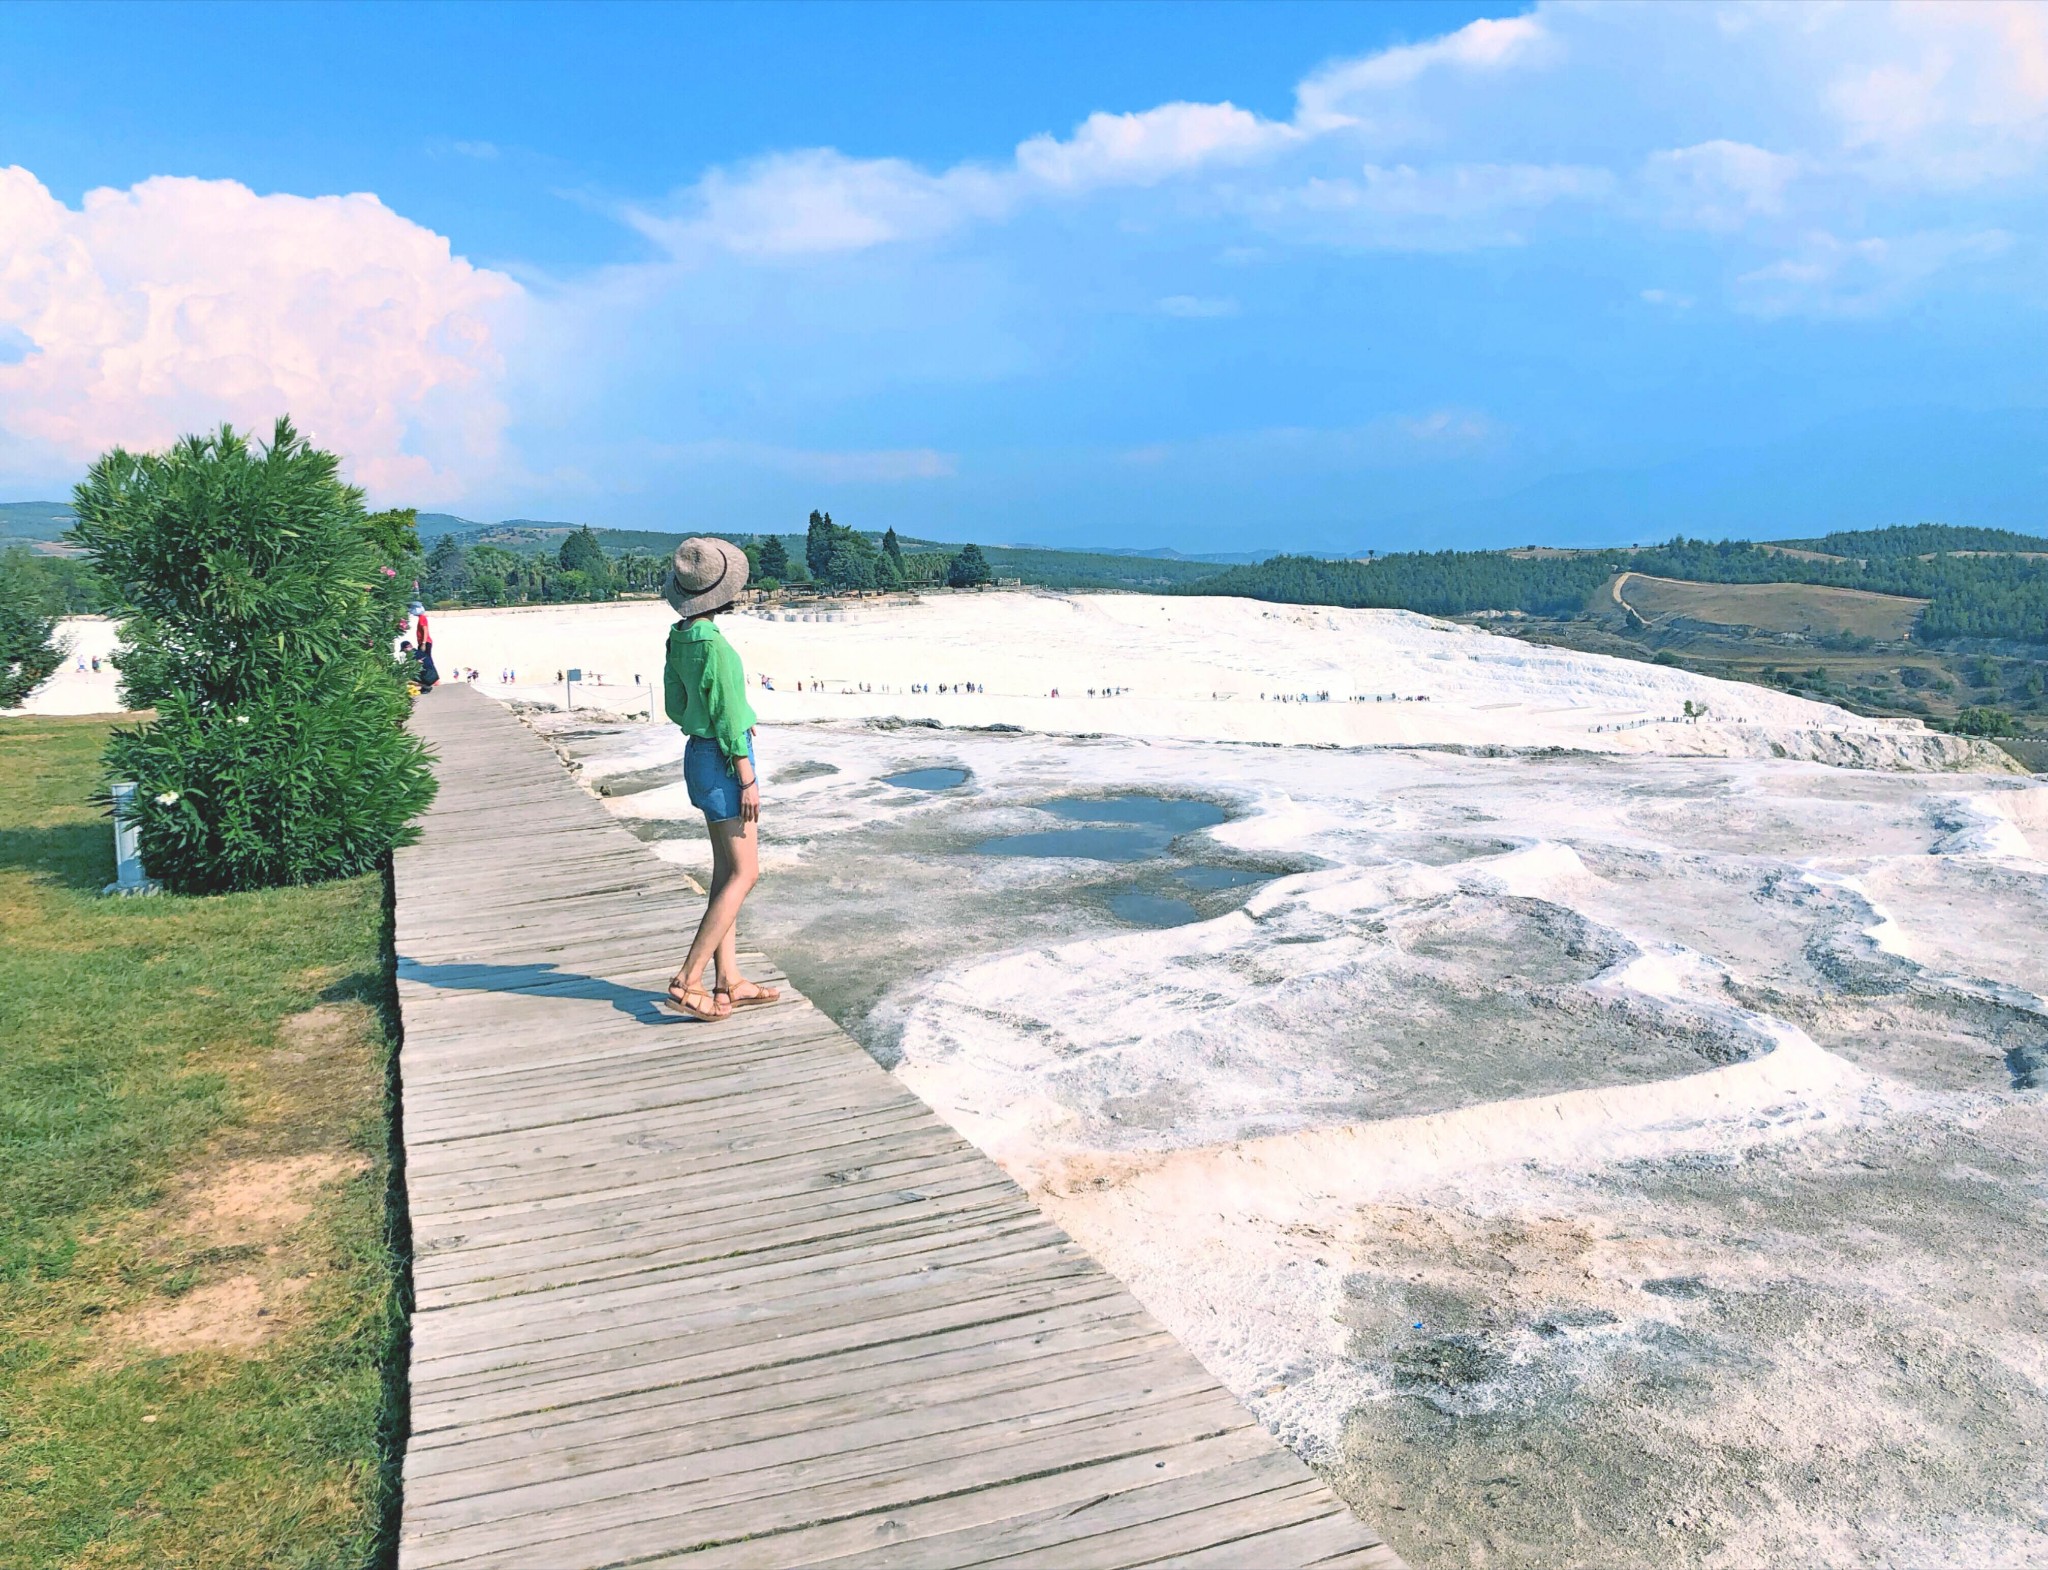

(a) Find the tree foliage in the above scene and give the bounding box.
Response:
[363,506,422,560]
[1,551,108,616]
[0,550,65,706]
[1181,526,2048,646]
[70,419,436,893]
[1777,523,2048,560]
[803,510,890,589]
[759,535,791,579]
[805,510,836,579]
[557,524,613,598]
[899,551,951,586]
[1950,706,2018,736]
[946,543,992,588]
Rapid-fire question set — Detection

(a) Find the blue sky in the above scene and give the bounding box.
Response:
[2,0,2045,552]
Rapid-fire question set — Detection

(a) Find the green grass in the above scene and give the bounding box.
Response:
[0,713,405,1569]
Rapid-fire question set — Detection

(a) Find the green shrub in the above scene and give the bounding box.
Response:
[70,419,435,893]
[1951,706,2017,737]
[0,550,66,706]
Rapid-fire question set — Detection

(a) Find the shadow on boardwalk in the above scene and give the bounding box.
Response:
[398,959,668,1023]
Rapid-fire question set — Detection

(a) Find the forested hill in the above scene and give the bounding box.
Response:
[1178,526,2048,645]
[1776,524,2048,560]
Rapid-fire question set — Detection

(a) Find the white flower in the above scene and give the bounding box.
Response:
[233,714,251,725]
[154,791,179,806]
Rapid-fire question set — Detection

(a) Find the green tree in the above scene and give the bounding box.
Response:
[0,550,65,707]
[1951,706,2017,737]
[946,543,992,588]
[822,537,880,591]
[363,506,421,559]
[558,524,612,598]
[806,510,835,578]
[759,535,791,579]
[70,418,437,893]
[422,535,473,603]
[467,543,520,604]
[882,527,904,571]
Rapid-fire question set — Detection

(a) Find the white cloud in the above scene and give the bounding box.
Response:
[615,0,2048,312]
[628,149,1010,258]
[1016,102,1297,189]
[1158,294,1239,318]
[628,13,1569,263]
[1819,0,2048,184]
[0,167,520,498]
[1644,140,1801,230]
[1295,14,1557,131]
[1734,226,2014,317]
[1268,161,1614,249]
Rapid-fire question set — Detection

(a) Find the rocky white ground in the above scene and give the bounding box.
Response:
[23,593,2014,773]
[28,593,2047,1566]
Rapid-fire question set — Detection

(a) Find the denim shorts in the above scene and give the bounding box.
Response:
[683,735,754,822]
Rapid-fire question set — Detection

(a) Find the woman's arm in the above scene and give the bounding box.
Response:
[703,636,760,822]
[732,740,759,823]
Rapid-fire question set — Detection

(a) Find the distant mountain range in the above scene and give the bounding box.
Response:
[0,501,76,541]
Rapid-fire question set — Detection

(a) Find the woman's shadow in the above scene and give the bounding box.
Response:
[398,958,673,1023]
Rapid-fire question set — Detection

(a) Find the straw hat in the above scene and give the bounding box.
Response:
[662,536,750,617]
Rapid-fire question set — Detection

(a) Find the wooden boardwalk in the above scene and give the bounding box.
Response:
[394,686,1400,1569]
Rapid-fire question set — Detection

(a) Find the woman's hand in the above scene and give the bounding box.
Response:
[738,733,760,823]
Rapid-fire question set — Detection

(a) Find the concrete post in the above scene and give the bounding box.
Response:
[105,781,159,895]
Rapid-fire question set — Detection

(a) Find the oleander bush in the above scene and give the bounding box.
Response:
[71,418,435,893]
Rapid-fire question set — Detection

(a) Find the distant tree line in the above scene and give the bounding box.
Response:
[421,524,650,606]
[1180,526,2048,646]
[412,512,996,606]
[1776,523,2048,560]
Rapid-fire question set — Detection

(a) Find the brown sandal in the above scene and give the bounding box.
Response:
[657,981,729,1021]
[716,980,781,1009]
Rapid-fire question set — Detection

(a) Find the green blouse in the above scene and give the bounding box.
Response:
[663,618,757,762]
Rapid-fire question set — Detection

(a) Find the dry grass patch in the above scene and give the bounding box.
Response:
[1613,573,1926,641]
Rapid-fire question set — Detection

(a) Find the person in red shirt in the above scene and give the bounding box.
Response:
[409,603,440,692]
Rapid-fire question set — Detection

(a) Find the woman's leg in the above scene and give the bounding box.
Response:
[676,814,758,996]
[706,824,742,992]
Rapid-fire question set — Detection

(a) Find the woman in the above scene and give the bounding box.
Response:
[658,537,782,1022]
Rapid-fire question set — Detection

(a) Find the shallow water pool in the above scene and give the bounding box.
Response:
[978,792,1228,862]
[1106,891,1204,928]
[884,766,970,791]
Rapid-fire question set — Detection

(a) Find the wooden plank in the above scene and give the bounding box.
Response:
[637,1439,1303,1569]
[394,687,1399,1569]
